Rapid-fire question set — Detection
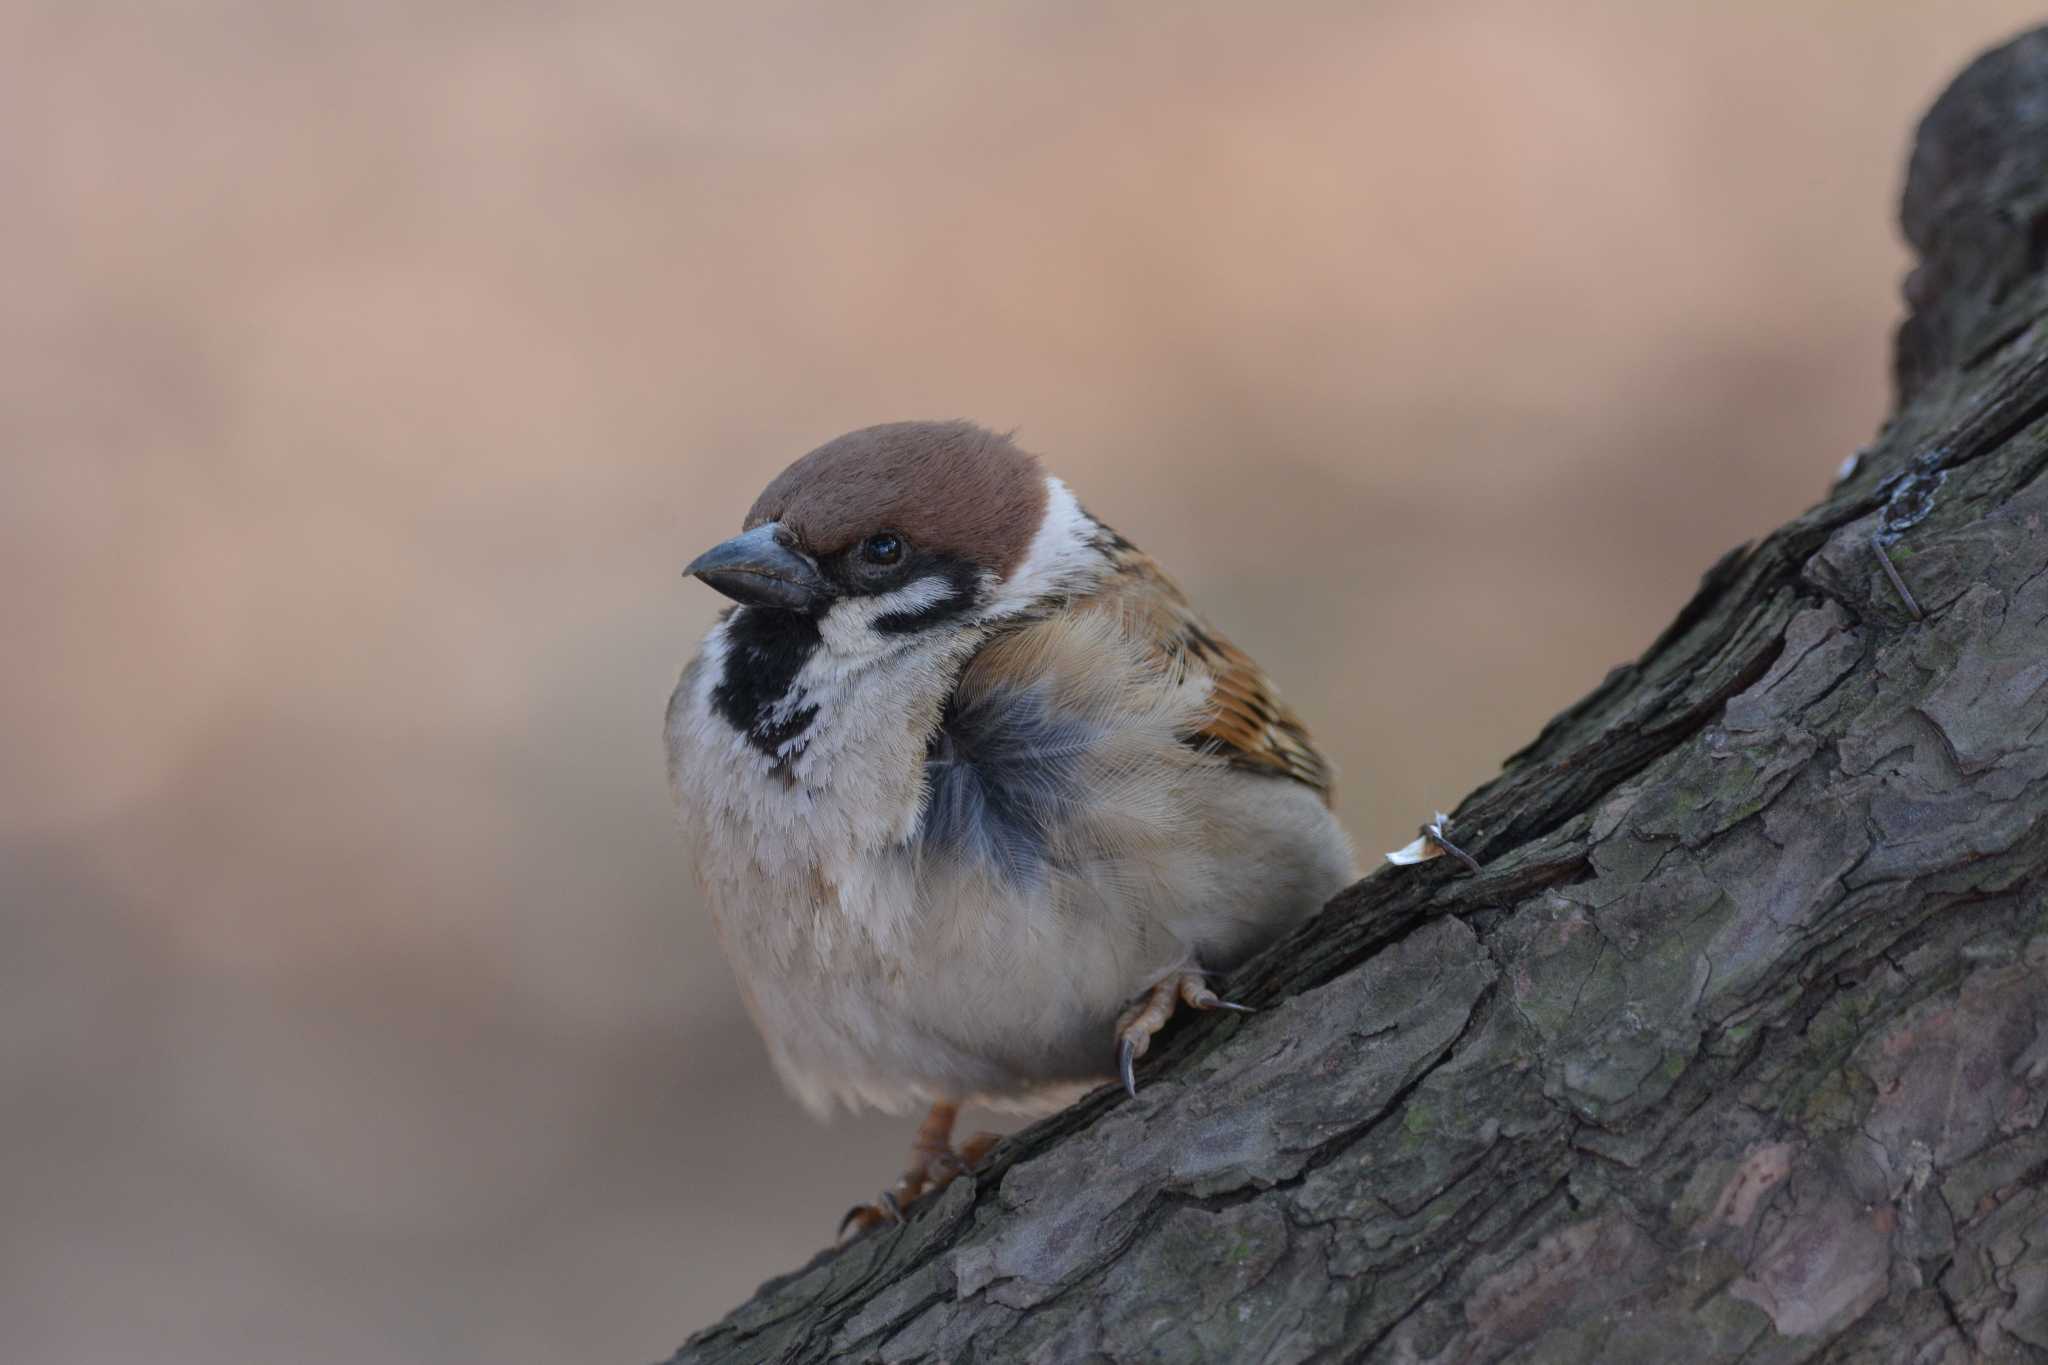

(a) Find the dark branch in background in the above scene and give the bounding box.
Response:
[671,28,2048,1364]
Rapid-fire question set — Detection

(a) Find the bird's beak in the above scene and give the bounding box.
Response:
[684,523,834,612]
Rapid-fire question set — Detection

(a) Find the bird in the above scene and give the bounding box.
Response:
[666,420,1354,1234]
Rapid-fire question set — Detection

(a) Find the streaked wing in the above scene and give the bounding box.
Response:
[1076,531,1336,804]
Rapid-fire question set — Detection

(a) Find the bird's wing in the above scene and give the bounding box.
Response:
[916,528,1336,887]
[1072,533,1336,805]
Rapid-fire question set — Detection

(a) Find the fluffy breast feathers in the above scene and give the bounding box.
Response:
[920,608,1218,886]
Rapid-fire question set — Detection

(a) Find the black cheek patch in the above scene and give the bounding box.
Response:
[918,680,1095,888]
[873,557,983,636]
[710,607,822,761]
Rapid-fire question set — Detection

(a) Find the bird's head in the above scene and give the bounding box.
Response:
[686,421,1094,653]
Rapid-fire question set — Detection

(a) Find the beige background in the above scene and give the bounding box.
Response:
[3,3,2038,1361]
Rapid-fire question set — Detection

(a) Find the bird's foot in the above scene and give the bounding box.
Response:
[837,1101,998,1241]
[1114,970,1254,1098]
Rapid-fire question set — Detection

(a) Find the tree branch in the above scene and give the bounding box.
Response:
[672,28,2048,1363]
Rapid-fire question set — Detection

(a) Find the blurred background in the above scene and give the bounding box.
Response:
[2,2,2038,1360]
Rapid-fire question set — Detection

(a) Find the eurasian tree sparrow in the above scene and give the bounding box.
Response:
[667,422,1354,1231]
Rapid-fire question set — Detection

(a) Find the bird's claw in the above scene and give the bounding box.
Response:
[836,1184,910,1242]
[835,1105,999,1242]
[1113,970,1255,1099]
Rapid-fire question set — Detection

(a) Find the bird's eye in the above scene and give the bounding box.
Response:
[861,532,903,566]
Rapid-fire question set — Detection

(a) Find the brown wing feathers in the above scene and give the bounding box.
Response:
[1077,533,1336,804]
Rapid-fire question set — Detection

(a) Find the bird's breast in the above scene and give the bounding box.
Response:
[669,622,964,954]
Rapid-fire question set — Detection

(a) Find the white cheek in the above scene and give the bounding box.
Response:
[984,476,1099,617]
[817,575,956,655]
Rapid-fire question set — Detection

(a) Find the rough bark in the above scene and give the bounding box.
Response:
[670,30,2048,1364]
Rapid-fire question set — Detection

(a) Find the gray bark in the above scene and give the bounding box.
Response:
[670,29,2048,1364]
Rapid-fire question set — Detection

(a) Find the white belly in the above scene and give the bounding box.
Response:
[667,617,1353,1118]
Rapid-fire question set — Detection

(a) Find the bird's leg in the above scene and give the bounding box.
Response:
[1114,969,1254,1098]
[837,1100,1001,1241]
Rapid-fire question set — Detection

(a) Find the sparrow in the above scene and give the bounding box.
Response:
[666,421,1354,1233]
